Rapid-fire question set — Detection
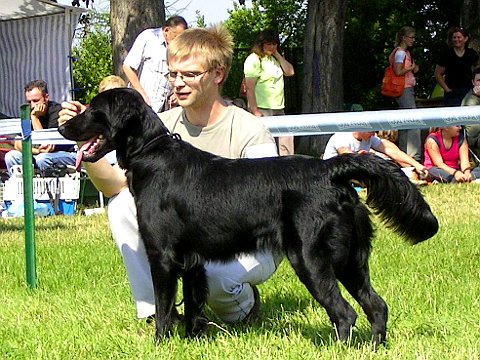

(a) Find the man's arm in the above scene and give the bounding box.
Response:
[376,139,427,175]
[122,64,150,105]
[59,101,128,197]
[30,103,46,130]
[337,146,355,155]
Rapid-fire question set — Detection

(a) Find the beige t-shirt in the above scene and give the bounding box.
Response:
[159,106,278,159]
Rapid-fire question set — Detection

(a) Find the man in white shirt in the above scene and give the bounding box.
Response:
[323,131,427,177]
[123,16,187,112]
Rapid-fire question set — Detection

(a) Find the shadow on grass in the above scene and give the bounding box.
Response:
[163,291,382,349]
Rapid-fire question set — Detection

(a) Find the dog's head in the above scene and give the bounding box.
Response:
[59,88,169,169]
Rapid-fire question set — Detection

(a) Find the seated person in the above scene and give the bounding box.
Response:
[0,136,14,173]
[0,113,13,172]
[4,80,76,176]
[323,131,427,179]
[424,126,480,183]
[461,66,480,161]
[96,75,127,165]
[98,75,126,93]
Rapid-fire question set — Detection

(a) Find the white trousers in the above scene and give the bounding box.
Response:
[107,188,282,322]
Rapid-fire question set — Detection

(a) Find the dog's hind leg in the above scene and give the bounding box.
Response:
[338,267,388,346]
[182,265,209,337]
[337,205,388,346]
[286,246,358,342]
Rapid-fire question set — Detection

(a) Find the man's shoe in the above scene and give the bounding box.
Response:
[242,285,261,324]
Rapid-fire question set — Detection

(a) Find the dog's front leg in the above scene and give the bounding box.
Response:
[148,259,178,342]
[183,265,209,337]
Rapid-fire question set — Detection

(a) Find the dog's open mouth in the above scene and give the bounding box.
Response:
[76,135,107,170]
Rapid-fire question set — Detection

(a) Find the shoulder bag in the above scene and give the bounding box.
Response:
[381,48,406,98]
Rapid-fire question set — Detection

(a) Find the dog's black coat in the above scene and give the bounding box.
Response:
[59,88,438,345]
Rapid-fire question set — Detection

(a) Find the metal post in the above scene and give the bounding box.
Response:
[20,104,36,289]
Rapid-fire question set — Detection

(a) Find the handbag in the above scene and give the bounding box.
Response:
[381,48,405,98]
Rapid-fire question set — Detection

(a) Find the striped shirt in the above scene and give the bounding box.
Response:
[123,28,171,112]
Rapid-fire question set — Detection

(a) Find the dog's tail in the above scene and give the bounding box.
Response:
[326,153,438,244]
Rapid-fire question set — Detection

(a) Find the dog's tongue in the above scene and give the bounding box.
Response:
[76,140,94,171]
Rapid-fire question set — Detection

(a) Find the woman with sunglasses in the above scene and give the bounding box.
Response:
[389,26,421,162]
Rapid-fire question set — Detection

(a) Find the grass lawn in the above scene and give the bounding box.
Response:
[1,184,480,359]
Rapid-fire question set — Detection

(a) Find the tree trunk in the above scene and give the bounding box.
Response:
[460,0,480,53]
[110,0,166,79]
[296,0,348,156]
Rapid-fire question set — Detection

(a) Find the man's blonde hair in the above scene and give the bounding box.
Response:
[99,75,126,93]
[167,24,234,84]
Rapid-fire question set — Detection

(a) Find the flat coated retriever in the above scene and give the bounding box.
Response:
[59,88,438,345]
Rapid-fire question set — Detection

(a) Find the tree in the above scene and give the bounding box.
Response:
[110,0,166,78]
[461,0,480,51]
[295,0,348,155]
[71,10,113,103]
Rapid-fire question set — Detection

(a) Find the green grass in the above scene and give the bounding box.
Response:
[1,184,480,359]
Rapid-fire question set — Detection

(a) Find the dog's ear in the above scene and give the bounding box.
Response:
[109,88,170,168]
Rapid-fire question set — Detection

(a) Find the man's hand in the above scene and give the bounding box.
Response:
[37,144,55,153]
[59,101,87,126]
[31,103,47,118]
[473,85,480,97]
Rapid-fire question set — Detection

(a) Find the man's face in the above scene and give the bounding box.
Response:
[25,87,48,110]
[168,56,220,109]
[473,74,480,87]
[359,132,375,141]
[164,25,186,44]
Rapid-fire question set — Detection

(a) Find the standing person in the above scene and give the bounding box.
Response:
[59,25,280,324]
[244,30,295,156]
[122,15,187,112]
[390,26,421,162]
[435,26,479,107]
[5,80,75,176]
[424,126,480,183]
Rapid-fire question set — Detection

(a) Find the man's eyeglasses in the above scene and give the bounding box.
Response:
[167,70,209,83]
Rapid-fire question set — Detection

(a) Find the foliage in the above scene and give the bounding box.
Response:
[1,185,480,358]
[344,0,464,109]
[195,10,207,28]
[224,0,468,111]
[71,10,113,104]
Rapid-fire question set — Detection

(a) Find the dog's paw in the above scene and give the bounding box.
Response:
[187,315,210,338]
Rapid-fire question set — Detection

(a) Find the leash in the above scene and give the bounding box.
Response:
[142,132,181,153]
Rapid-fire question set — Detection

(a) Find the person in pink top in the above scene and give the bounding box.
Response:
[423,125,480,183]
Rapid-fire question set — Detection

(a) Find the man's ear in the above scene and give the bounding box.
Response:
[213,67,225,84]
[44,94,50,103]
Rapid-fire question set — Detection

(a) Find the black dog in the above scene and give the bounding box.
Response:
[59,88,438,345]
